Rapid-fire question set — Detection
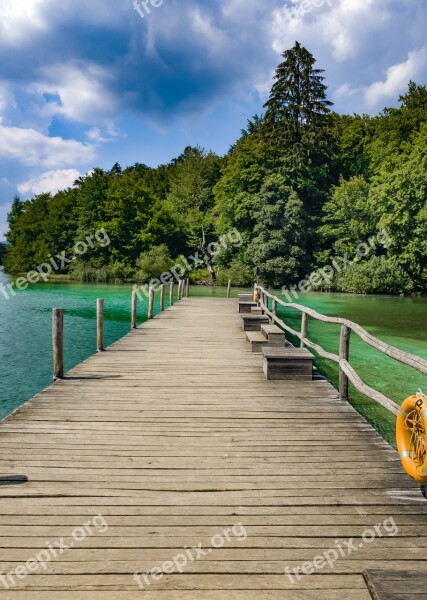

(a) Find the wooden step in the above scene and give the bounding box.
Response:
[364,569,427,600]
[261,324,286,346]
[246,332,268,353]
[241,314,270,331]
[262,347,314,380]
[251,307,263,315]
[238,293,254,302]
[238,301,258,314]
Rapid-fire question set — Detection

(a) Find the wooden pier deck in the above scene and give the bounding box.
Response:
[1,296,427,599]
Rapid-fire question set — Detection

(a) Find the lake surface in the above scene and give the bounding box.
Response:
[0,267,426,446]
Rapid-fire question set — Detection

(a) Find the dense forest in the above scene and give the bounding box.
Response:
[3,43,427,294]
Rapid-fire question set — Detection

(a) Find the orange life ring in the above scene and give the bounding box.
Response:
[396,394,427,483]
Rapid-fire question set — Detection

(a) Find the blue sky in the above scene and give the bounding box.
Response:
[0,0,426,240]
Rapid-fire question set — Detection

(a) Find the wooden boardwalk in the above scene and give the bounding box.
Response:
[1,296,427,599]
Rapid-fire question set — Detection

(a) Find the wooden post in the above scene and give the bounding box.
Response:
[300,312,308,349]
[227,280,232,298]
[170,282,174,306]
[160,284,165,311]
[272,299,277,320]
[97,299,104,352]
[148,287,154,320]
[131,291,137,330]
[52,308,64,380]
[339,325,351,401]
[185,279,190,298]
[179,280,183,300]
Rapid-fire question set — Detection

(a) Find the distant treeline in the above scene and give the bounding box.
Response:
[4,42,427,294]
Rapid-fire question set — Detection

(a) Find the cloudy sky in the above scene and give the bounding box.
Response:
[0,0,426,240]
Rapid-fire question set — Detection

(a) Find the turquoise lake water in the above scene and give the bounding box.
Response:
[0,267,426,446]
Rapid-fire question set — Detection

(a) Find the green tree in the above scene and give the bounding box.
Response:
[167,146,223,279]
[318,175,375,259]
[263,42,333,178]
[332,113,375,180]
[214,131,273,234]
[74,168,109,242]
[368,81,427,171]
[5,196,24,247]
[249,172,310,287]
[369,122,427,290]
[262,41,335,262]
[135,244,174,283]
[4,194,51,272]
[99,170,158,264]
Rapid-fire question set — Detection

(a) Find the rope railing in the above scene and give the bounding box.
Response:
[255,284,427,416]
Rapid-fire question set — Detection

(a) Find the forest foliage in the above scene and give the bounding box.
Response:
[3,43,427,294]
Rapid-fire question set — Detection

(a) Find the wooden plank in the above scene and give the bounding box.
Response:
[1,591,373,600]
[364,569,427,599]
[0,297,425,598]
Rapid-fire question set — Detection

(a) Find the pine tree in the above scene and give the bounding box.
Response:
[263,41,333,151]
[262,41,335,257]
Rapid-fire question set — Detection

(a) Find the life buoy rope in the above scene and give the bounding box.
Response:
[396,393,427,483]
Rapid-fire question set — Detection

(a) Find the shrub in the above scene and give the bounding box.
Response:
[188,268,212,283]
[335,256,413,295]
[216,255,254,286]
[135,245,174,283]
[70,260,133,283]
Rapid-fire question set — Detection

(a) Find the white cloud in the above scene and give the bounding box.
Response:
[189,8,229,53]
[0,125,95,167]
[0,82,16,122]
[18,168,82,197]
[0,0,47,45]
[30,63,118,124]
[85,126,121,143]
[272,0,390,61]
[364,47,427,106]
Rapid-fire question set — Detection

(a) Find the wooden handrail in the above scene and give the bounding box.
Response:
[255,284,427,416]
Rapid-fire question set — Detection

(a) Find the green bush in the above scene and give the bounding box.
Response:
[135,245,174,283]
[70,260,133,283]
[335,256,413,295]
[188,268,212,283]
[216,255,254,286]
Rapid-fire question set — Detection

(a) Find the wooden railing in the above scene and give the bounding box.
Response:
[255,285,427,415]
